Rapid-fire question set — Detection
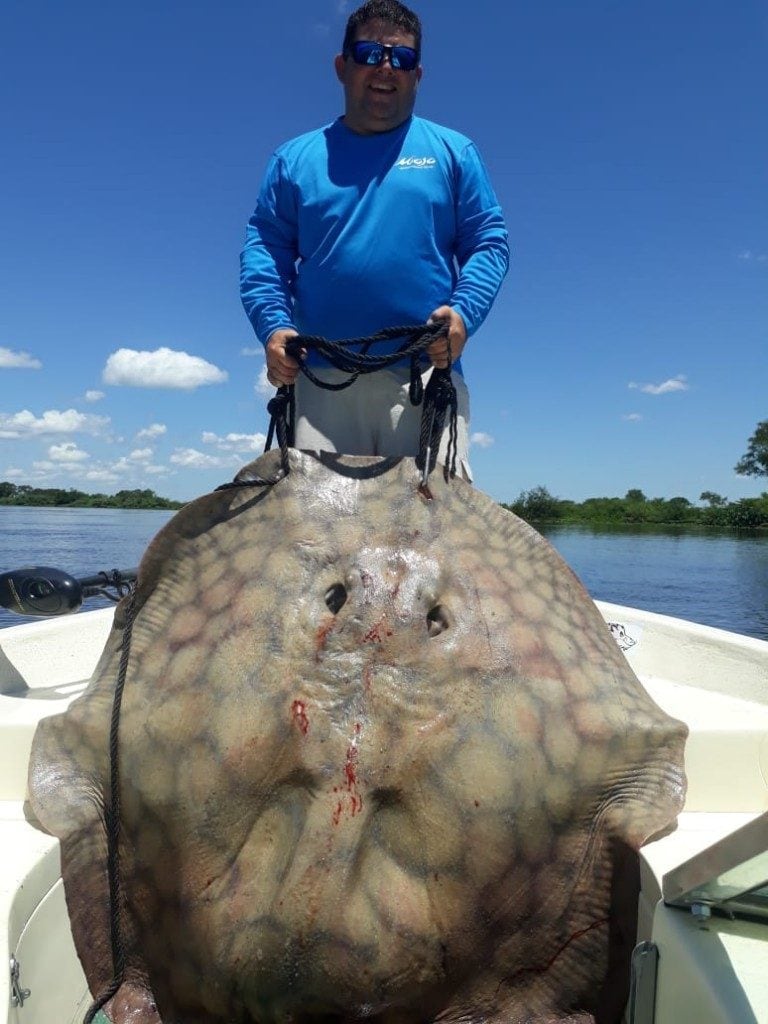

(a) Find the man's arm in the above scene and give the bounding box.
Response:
[446,142,510,342]
[240,153,299,347]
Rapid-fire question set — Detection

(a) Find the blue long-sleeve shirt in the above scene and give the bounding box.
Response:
[240,115,509,372]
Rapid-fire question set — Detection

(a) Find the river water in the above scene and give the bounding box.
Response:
[1,507,767,639]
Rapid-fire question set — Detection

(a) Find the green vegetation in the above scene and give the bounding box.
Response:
[735,420,768,479]
[0,482,183,510]
[503,487,768,528]
[5,419,768,525]
[504,420,768,528]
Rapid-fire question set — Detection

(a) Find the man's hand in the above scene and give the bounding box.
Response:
[266,328,304,387]
[426,306,467,368]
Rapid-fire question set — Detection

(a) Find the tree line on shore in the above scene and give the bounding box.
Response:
[0,482,183,510]
[506,419,768,528]
[3,478,767,527]
[2,419,767,521]
[504,487,768,528]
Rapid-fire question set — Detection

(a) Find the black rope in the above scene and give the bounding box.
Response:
[263,322,458,485]
[215,477,277,491]
[81,569,136,604]
[264,386,295,476]
[416,363,458,484]
[285,323,441,384]
[83,588,138,1024]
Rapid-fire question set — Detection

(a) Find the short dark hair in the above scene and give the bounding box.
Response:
[342,1,422,58]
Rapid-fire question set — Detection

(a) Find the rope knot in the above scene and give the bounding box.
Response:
[264,386,295,476]
[416,364,458,485]
[266,391,290,419]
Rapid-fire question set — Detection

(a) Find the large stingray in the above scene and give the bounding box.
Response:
[28,451,686,1024]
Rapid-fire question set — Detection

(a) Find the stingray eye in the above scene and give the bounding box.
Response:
[324,583,348,614]
[426,605,450,637]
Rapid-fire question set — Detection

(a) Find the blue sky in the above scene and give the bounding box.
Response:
[1,0,766,504]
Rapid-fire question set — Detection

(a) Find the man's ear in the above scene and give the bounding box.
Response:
[334,53,346,83]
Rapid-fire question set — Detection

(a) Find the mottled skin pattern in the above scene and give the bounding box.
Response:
[28,451,687,1024]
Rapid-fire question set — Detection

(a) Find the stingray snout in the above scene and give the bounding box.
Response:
[322,549,452,640]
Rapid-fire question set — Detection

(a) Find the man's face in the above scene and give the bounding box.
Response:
[334,19,422,135]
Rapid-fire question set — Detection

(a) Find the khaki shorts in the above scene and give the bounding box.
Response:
[294,366,472,482]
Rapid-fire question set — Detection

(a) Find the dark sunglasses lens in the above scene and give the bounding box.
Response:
[350,41,418,70]
[352,42,384,65]
[391,46,418,71]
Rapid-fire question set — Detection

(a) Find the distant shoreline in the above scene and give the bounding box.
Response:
[505,487,768,529]
[2,482,767,528]
[0,483,183,511]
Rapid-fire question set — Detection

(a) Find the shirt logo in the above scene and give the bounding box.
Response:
[396,156,437,169]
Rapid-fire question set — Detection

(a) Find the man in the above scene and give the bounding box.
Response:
[240,0,508,479]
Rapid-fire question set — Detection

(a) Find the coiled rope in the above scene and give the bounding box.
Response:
[264,322,458,485]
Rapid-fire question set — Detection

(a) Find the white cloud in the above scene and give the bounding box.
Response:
[170,447,236,469]
[470,431,494,448]
[0,408,110,439]
[255,364,273,397]
[737,250,767,262]
[88,455,167,480]
[0,347,42,369]
[102,347,228,390]
[2,451,172,488]
[201,430,267,452]
[128,448,153,462]
[136,422,167,441]
[48,442,90,463]
[622,413,643,422]
[628,374,689,396]
[83,467,121,484]
[84,389,105,402]
[241,346,264,357]
[111,454,163,475]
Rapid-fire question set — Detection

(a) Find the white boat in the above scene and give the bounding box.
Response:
[1,595,767,1023]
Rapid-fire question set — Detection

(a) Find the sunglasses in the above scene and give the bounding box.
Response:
[347,40,420,72]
